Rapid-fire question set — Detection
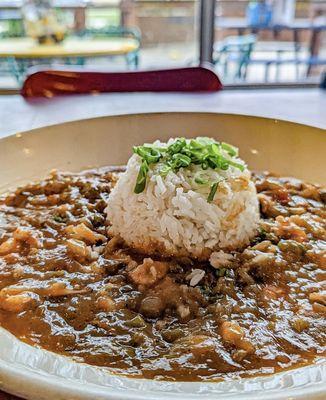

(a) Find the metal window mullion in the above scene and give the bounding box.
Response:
[199,0,216,64]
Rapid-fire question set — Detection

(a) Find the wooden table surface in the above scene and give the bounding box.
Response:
[0,87,325,399]
[0,37,138,59]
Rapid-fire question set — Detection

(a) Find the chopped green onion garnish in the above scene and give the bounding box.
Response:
[134,160,149,194]
[159,164,171,177]
[228,160,245,171]
[207,181,219,203]
[167,138,187,155]
[170,153,191,169]
[132,137,244,202]
[202,161,209,170]
[221,142,238,157]
[207,179,226,202]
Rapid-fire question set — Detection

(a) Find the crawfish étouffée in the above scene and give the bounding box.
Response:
[0,168,325,381]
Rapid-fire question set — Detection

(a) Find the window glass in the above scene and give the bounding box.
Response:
[0,1,324,89]
[214,0,326,84]
[0,0,198,89]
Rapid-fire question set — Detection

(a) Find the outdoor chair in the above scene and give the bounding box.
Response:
[213,34,257,80]
[0,31,22,84]
[248,41,302,82]
[305,56,326,77]
[79,26,141,68]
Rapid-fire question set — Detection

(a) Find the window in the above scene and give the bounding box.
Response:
[212,0,326,85]
[0,0,325,90]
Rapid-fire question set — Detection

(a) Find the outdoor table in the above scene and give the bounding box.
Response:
[215,17,326,36]
[0,37,138,58]
[0,37,139,82]
[215,17,326,75]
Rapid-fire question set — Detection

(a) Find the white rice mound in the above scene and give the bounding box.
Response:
[106,139,260,260]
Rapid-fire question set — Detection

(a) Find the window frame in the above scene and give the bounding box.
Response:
[200,0,325,88]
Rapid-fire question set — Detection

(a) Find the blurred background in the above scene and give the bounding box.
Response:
[0,0,325,90]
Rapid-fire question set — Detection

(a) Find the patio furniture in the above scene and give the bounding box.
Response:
[304,56,326,77]
[21,66,222,97]
[0,36,139,84]
[247,58,326,83]
[213,34,256,80]
[248,41,301,81]
[80,26,141,68]
[215,17,326,76]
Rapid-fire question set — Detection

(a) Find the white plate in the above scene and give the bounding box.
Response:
[1,327,325,400]
[0,113,325,399]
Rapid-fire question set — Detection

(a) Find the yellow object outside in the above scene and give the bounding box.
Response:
[0,37,139,58]
[22,0,67,44]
